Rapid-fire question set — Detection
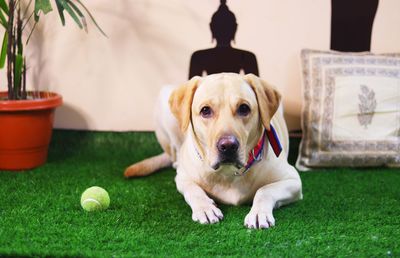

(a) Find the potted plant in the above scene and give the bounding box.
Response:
[0,0,104,170]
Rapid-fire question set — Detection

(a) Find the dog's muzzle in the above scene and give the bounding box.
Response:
[217,135,239,158]
[212,135,243,170]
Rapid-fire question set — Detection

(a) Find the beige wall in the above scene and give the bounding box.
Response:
[1,0,399,131]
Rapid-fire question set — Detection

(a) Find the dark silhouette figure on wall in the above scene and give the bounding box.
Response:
[189,0,259,79]
[331,0,379,52]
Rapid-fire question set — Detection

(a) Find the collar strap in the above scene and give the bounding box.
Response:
[239,130,267,174]
[266,124,282,157]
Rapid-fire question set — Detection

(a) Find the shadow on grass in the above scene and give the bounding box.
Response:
[47,130,94,163]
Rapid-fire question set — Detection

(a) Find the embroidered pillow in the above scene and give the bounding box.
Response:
[296,49,400,171]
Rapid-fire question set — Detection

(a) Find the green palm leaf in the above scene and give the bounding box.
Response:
[34,0,53,22]
[0,8,6,28]
[59,0,83,29]
[35,0,53,15]
[0,0,8,14]
[14,54,23,96]
[75,0,107,37]
[65,0,87,32]
[65,0,83,17]
[55,0,65,26]
[0,32,7,68]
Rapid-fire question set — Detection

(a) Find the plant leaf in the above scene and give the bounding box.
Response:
[75,0,107,37]
[59,0,83,29]
[35,0,53,15]
[34,0,52,22]
[14,54,23,96]
[0,7,6,28]
[65,0,87,32]
[65,0,83,17]
[55,0,65,26]
[34,12,40,22]
[0,0,8,14]
[0,32,7,68]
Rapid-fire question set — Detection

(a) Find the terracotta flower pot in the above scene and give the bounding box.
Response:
[0,91,62,171]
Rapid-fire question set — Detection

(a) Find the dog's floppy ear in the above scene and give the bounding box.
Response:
[244,74,281,130]
[169,76,201,132]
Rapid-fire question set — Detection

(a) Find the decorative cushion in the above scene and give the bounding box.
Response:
[296,49,400,171]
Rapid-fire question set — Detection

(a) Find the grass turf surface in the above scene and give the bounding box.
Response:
[0,130,399,257]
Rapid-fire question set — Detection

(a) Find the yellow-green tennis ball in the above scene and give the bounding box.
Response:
[80,186,110,212]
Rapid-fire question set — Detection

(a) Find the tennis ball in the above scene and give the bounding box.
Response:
[80,186,110,212]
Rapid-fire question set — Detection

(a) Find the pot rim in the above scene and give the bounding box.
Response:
[0,91,63,111]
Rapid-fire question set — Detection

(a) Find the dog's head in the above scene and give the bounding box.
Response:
[169,73,281,174]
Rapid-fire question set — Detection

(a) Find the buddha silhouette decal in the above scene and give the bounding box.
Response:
[331,0,379,52]
[189,0,259,79]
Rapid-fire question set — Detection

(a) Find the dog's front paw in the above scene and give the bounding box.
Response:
[191,203,223,224]
[244,209,275,229]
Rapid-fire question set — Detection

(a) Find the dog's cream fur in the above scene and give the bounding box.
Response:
[125,73,302,229]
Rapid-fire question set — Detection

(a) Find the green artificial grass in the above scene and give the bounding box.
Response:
[0,130,399,257]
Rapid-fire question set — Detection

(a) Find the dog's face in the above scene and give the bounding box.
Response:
[191,75,261,171]
[169,73,281,174]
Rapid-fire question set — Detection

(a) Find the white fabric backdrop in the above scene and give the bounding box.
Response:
[1,0,399,131]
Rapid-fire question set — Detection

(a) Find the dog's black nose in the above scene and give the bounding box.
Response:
[217,136,239,156]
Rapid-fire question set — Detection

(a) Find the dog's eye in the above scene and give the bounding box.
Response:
[200,106,213,118]
[237,104,251,116]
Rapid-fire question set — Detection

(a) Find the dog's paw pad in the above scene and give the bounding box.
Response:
[192,205,223,224]
[244,210,275,229]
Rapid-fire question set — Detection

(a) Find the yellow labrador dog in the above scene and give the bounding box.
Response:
[125,73,302,229]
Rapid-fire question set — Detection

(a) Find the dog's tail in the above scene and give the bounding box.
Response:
[124,152,172,178]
